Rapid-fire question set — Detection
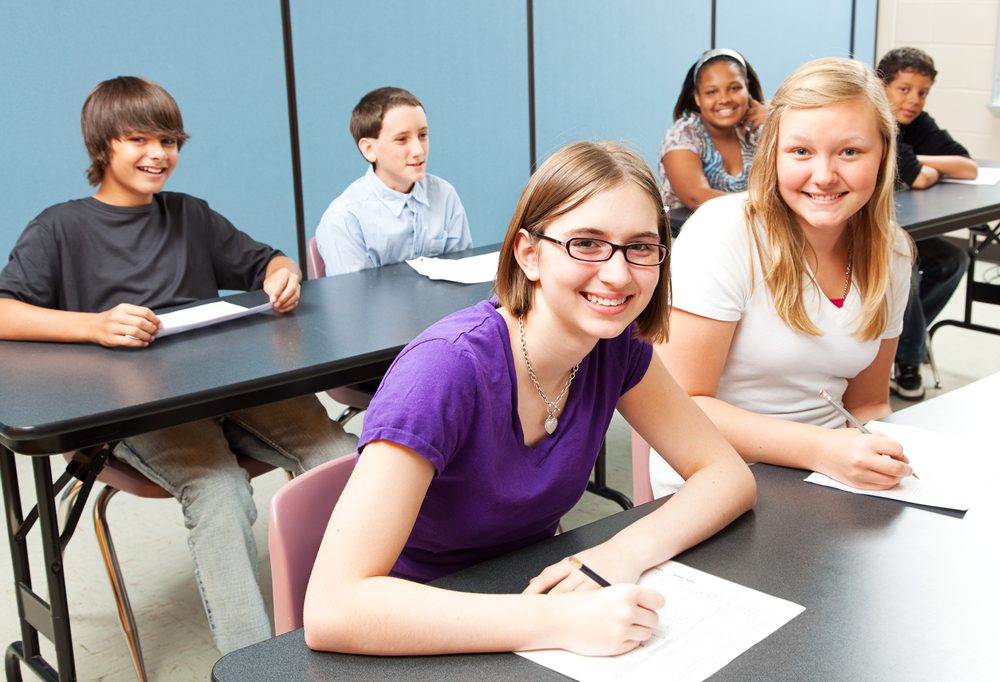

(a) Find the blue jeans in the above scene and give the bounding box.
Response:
[896,237,969,365]
[113,394,357,655]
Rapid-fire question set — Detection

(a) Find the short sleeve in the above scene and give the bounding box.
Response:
[618,329,653,396]
[883,227,914,339]
[659,115,706,158]
[197,200,278,290]
[0,219,61,307]
[359,337,479,473]
[670,194,755,322]
[315,204,370,276]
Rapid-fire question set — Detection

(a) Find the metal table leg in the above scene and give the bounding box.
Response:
[1,446,108,681]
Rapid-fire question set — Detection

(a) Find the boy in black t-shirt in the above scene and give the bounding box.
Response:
[0,77,356,656]
[876,47,977,400]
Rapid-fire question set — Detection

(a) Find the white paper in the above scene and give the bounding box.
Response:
[405,251,499,284]
[516,561,804,682]
[939,166,1000,185]
[804,421,975,511]
[157,301,271,337]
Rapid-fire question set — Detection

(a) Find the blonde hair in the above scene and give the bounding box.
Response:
[745,57,908,341]
[495,141,671,343]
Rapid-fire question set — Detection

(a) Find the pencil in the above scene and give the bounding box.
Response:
[568,556,611,587]
[818,389,919,479]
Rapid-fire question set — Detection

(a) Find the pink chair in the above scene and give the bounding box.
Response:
[630,430,653,506]
[307,237,375,424]
[269,452,356,635]
[60,448,276,682]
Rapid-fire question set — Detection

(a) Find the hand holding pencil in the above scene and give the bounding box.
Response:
[819,389,919,481]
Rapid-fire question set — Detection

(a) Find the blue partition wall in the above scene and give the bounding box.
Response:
[0,1,878,262]
[533,0,711,176]
[716,0,880,96]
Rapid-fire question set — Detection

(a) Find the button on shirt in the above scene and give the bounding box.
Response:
[315,167,472,276]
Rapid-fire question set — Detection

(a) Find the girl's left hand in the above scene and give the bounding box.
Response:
[522,545,642,594]
[743,98,768,131]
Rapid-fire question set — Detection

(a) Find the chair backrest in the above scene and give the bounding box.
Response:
[631,430,653,506]
[307,236,326,279]
[269,453,356,635]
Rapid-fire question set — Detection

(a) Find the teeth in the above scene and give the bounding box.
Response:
[809,193,843,201]
[585,294,627,306]
[139,167,164,174]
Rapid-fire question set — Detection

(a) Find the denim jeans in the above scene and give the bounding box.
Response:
[114,394,357,655]
[896,237,969,365]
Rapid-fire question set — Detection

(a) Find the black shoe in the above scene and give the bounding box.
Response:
[891,362,925,400]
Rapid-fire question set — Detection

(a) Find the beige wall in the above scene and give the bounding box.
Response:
[877,0,1000,159]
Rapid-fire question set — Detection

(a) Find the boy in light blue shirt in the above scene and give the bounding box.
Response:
[315,87,471,275]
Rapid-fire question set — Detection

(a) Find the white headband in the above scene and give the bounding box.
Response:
[693,48,747,82]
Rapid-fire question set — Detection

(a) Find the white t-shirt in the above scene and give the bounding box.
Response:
[651,193,912,497]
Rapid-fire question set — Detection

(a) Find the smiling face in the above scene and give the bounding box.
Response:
[94,132,178,206]
[884,69,934,126]
[776,100,883,239]
[694,60,750,131]
[359,104,428,193]
[517,182,662,343]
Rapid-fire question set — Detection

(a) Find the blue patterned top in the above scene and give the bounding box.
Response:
[658,112,760,208]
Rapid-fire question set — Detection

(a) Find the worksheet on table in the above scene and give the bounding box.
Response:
[804,421,977,511]
[516,561,804,682]
[406,251,499,284]
[157,300,271,337]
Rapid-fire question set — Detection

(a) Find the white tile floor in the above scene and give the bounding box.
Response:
[3,261,999,681]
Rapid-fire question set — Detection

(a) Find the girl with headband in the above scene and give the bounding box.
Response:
[659,48,766,212]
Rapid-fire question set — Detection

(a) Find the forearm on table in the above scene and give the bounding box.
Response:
[304,576,564,655]
[600,460,756,570]
[0,298,95,343]
[916,154,977,179]
[690,395,830,470]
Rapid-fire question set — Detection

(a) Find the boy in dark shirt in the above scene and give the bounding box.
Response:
[0,77,356,655]
[876,47,977,399]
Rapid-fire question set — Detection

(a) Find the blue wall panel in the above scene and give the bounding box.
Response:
[0,1,296,261]
[854,0,880,67]
[291,0,529,246]
[715,0,854,97]
[533,0,711,176]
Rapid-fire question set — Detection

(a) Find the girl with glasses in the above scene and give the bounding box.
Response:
[650,58,915,499]
[305,141,755,657]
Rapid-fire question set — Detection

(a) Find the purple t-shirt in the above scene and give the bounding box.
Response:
[359,299,653,582]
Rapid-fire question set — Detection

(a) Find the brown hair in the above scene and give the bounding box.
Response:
[745,57,907,341]
[81,76,189,186]
[496,141,672,343]
[349,86,424,145]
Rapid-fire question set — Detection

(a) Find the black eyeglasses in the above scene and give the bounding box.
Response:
[535,233,667,266]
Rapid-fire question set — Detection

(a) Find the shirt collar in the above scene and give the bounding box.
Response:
[365,166,429,216]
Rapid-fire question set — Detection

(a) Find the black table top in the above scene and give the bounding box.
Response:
[895,176,1000,240]
[213,373,1000,681]
[0,251,494,455]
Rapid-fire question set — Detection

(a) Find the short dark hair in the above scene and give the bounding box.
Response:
[349,87,423,144]
[673,49,764,121]
[876,47,937,85]
[81,76,189,186]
